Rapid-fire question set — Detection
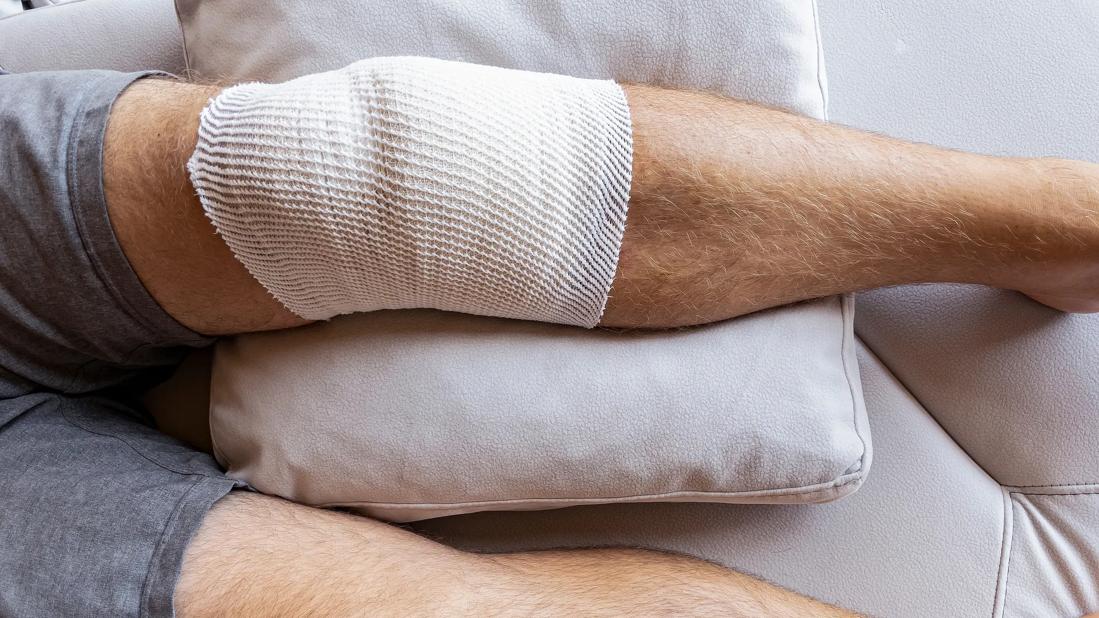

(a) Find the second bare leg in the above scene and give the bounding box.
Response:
[176,491,855,617]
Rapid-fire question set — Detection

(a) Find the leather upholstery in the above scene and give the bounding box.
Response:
[3,0,1097,615]
[822,2,1099,615]
[856,284,1099,488]
[0,0,185,74]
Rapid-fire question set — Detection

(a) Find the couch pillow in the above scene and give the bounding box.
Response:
[210,299,868,522]
[179,0,870,522]
[176,0,828,117]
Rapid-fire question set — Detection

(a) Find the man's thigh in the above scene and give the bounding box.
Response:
[0,69,211,397]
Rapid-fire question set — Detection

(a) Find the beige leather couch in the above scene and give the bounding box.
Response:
[3,1,1097,615]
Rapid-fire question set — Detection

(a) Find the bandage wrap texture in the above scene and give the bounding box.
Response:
[188,56,633,327]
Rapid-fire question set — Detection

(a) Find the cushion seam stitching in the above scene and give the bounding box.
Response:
[60,400,225,480]
[309,471,867,511]
[992,486,1014,618]
[842,295,867,475]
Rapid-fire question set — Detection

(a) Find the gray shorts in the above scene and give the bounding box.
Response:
[0,70,240,616]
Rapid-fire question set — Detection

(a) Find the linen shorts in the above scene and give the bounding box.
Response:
[0,69,240,617]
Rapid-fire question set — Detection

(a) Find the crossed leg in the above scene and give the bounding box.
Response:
[179,492,850,616]
[102,72,1099,616]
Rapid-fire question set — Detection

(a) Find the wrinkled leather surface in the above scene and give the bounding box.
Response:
[821,1,1099,615]
[0,0,185,74]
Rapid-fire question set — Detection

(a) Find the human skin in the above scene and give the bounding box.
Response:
[177,492,855,616]
[605,84,1099,326]
[104,80,1099,338]
[102,76,1099,615]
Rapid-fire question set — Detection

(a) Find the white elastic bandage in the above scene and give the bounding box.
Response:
[188,56,633,327]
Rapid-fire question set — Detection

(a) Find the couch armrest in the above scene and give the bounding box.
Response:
[0,0,185,74]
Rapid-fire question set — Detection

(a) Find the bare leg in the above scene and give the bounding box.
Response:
[177,492,855,617]
[104,80,304,335]
[104,79,1099,335]
[606,84,1099,326]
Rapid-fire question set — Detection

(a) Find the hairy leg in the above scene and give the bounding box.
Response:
[104,78,1099,336]
[606,84,1099,326]
[177,492,855,617]
[104,79,304,335]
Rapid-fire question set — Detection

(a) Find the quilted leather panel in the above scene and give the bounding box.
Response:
[1004,490,1099,617]
[856,284,1099,488]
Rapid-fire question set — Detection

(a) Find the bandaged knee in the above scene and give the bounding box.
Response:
[188,56,633,327]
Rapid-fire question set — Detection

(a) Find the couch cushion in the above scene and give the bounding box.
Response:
[0,0,185,74]
[856,284,1099,488]
[177,0,827,118]
[211,298,868,521]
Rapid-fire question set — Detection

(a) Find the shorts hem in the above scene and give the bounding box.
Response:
[67,70,213,350]
[139,475,243,618]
